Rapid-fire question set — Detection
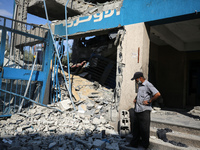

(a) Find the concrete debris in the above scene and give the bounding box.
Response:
[93,139,106,149]
[0,97,126,150]
[78,104,87,113]
[189,106,200,117]
[49,142,57,149]
[57,100,72,111]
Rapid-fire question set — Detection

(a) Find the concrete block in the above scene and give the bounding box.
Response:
[16,127,23,132]
[106,129,119,135]
[57,100,72,111]
[92,117,101,125]
[120,128,130,137]
[82,118,90,124]
[5,126,14,130]
[194,106,200,111]
[25,127,34,133]
[43,126,49,132]
[87,101,95,110]
[100,116,106,124]
[85,109,96,117]
[49,126,57,132]
[120,118,130,127]
[110,109,119,122]
[93,139,106,149]
[120,110,129,119]
[78,104,87,113]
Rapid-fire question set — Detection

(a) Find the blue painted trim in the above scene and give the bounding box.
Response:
[65,0,72,98]
[39,31,54,104]
[54,0,200,36]
[13,0,15,19]
[3,67,45,81]
[0,114,12,118]
[0,28,6,90]
[0,25,46,42]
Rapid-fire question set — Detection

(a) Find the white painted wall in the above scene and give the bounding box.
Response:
[118,22,150,111]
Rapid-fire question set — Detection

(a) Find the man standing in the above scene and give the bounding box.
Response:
[126,72,161,149]
[34,43,44,65]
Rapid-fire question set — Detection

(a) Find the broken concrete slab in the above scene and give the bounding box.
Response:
[57,100,72,111]
[78,104,87,113]
[93,139,106,149]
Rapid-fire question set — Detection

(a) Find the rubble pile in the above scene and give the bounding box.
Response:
[0,71,124,150]
[0,104,125,150]
[57,73,119,122]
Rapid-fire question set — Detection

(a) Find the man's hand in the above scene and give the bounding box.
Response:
[143,100,150,105]
[133,99,136,103]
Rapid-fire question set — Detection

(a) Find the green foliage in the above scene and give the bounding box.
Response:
[24,50,34,62]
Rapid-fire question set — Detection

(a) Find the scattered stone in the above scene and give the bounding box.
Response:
[0,68,126,150]
[49,142,57,149]
[2,138,12,144]
[87,101,95,110]
[106,142,119,150]
[78,104,87,113]
[16,127,23,132]
[194,106,200,111]
[92,117,101,125]
[93,139,106,149]
[57,100,72,111]
[153,107,161,111]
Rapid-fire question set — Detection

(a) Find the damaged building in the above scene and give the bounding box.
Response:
[28,0,200,110]
[0,0,200,149]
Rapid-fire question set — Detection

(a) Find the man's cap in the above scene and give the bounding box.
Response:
[131,72,143,80]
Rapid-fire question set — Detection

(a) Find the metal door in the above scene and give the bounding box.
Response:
[0,15,54,117]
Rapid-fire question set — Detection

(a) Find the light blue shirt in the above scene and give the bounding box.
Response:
[135,80,159,113]
[35,43,43,51]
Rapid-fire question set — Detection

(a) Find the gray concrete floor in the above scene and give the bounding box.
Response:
[151,108,200,130]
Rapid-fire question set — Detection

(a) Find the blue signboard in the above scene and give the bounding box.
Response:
[55,0,200,36]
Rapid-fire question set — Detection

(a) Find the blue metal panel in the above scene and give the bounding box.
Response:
[39,31,54,104]
[0,16,55,117]
[55,0,200,36]
[0,28,6,90]
[0,25,46,42]
[122,0,200,25]
[0,89,62,112]
[3,67,45,81]
[0,114,12,118]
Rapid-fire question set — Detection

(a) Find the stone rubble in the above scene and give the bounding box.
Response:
[0,76,126,149]
[189,106,200,117]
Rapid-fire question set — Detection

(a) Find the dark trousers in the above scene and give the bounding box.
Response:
[37,51,43,65]
[130,110,150,148]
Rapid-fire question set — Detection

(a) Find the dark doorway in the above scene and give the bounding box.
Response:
[188,60,200,106]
